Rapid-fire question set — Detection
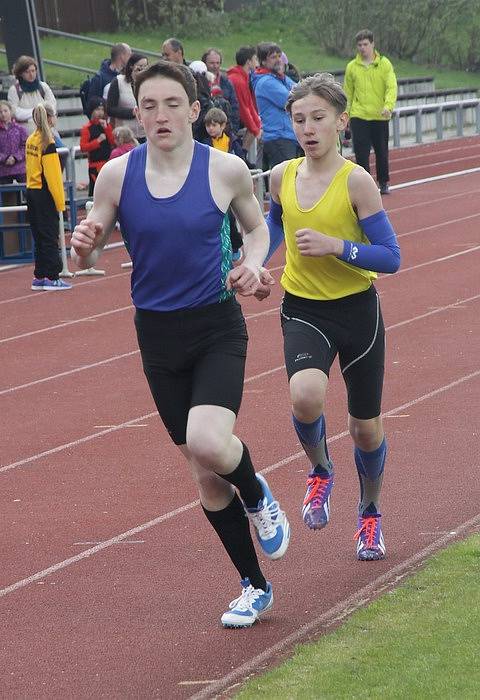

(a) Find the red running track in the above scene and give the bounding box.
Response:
[1,137,479,698]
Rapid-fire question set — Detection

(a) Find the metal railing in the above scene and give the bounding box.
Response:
[391,99,480,146]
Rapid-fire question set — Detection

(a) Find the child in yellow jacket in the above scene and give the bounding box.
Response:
[26,103,71,290]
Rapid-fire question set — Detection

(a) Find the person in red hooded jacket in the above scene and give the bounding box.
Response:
[227,46,262,154]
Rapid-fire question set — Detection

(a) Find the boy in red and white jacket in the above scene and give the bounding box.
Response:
[80,97,115,196]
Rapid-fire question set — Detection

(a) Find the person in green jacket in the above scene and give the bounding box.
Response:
[344,29,397,195]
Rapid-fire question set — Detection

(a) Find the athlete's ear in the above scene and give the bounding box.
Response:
[336,110,349,133]
[189,99,201,124]
[134,106,143,125]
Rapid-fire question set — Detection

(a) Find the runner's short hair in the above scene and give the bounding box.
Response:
[134,60,197,104]
[286,73,347,114]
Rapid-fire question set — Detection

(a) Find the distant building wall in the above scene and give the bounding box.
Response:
[34,0,117,32]
[33,0,256,33]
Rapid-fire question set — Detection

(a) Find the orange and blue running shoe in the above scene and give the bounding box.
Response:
[302,470,334,530]
[354,513,386,560]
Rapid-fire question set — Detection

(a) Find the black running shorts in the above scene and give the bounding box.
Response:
[281,286,385,420]
[134,298,248,445]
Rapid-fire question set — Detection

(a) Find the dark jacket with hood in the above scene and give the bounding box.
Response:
[88,59,120,100]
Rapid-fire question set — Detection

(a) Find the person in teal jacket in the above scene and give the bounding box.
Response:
[344,29,397,195]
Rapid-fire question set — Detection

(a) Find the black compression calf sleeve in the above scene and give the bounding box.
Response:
[202,493,267,591]
[218,442,263,509]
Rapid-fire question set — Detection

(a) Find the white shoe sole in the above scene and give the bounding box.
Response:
[43,286,72,291]
[221,595,273,628]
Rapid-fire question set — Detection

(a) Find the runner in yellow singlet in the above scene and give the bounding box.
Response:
[259,73,400,560]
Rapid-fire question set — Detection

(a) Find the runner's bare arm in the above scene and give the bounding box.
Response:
[70,155,127,270]
[212,154,268,295]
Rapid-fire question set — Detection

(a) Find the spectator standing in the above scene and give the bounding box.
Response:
[344,29,397,195]
[0,100,27,183]
[251,42,300,169]
[80,97,115,196]
[227,46,262,153]
[87,43,132,102]
[202,48,240,134]
[106,53,148,142]
[161,38,188,65]
[26,104,71,291]
[7,55,56,134]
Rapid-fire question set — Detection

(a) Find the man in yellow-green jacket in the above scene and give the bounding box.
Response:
[344,29,397,195]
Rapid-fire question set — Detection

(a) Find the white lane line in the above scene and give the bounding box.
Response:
[0,350,139,396]
[73,541,145,545]
[397,212,480,240]
[188,512,480,700]
[388,188,480,215]
[393,155,480,177]
[386,293,480,331]
[0,365,286,473]
[1,239,476,346]
[2,293,479,468]
[390,141,480,165]
[0,412,159,474]
[395,245,480,275]
[1,165,479,307]
[0,500,201,599]
[1,368,479,600]
[0,269,131,306]
[390,166,480,190]
[0,305,133,344]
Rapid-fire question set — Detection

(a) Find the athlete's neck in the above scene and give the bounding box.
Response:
[302,147,344,177]
[144,138,196,199]
[146,137,195,174]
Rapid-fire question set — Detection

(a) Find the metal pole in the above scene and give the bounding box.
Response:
[456,105,464,137]
[415,110,423,144]
[392,113,401,147]
[2,1,44,79]
[58,211,74,278]
[436,107,443,140]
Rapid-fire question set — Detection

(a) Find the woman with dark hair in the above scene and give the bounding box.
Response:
[8,55,56,134]
[106,53,148,142]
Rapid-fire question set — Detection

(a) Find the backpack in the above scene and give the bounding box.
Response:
[80,76,94,115]
[15,80,45,100]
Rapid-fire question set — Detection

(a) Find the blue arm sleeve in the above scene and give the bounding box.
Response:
[264,198,285,264]
[338,210,401,273]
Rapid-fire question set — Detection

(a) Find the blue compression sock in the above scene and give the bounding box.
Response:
[292,414,332,476]
[355,438,387,514]
[354,438,387,480]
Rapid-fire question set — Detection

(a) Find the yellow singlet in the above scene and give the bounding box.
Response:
[280,158,376,300]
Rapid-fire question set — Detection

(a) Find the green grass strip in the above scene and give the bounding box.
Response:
[236,534,480,699]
